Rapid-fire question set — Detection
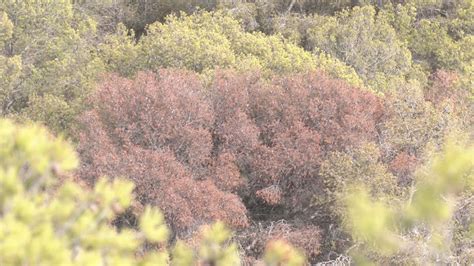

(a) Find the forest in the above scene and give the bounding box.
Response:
[0,0,473,265]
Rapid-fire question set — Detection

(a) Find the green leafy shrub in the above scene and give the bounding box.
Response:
[378,81,456,160]
[0,1,104,133]
[317,142,400,256]
[101,10,363,86]
[306,6,415,92]
[381,1,473,96]
[319,143,400,219]
[345,141,474,264]
[138,11,314,75]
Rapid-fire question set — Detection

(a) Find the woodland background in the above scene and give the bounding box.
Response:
[0,0,473,265]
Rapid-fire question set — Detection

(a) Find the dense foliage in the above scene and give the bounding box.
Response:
[0,1,103,133]
[0,119,305,265]
[0,0,472,264]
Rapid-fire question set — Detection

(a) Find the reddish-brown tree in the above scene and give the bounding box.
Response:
[77,70,248,234]
[78,69,383,260]
[249,72,383,153]
[208,71,382,215]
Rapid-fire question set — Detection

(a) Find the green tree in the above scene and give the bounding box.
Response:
[379,82,459,159]
[381,1,473,96]
[306,6,415,92]
[0,12,21,117]
[319,142,400,220]
[316,142,400,256]
[101,10,363,86]
[0,1,104,133]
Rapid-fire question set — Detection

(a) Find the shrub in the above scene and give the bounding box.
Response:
[101,10,363,86]
[77,70,249,234]
[378,82,448,159]
[207,71,382,216]
[345,141,474,264]
[0,118,282,265]
[78,69,383,261]
[306,6,414,92]
[317,142,400,256]
[319,142,400,220]
[0,1,104,133]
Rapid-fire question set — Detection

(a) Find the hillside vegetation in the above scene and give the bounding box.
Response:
[0,0,473,264]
